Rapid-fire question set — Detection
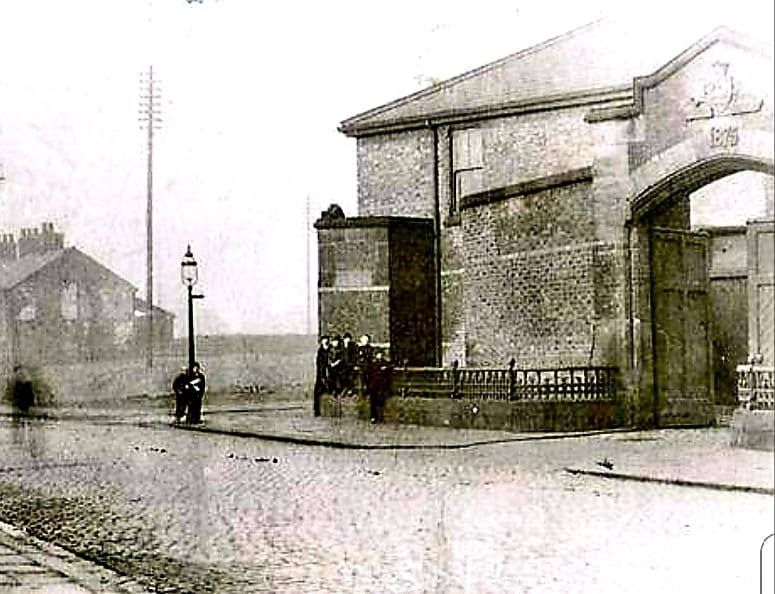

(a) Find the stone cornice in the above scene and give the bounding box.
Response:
[340,87,632,138]
[586,27,773,123]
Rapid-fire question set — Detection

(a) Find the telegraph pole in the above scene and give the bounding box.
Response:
[139,66,162,371]
[306,195,312,335]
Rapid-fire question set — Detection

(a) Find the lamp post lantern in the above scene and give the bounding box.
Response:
[181,245,202,373]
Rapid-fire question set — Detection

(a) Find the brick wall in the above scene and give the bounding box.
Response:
[318,226,390,288]
[317,225,390,343]
[0,293,11,376]
[462,180,601,366]
[321,394,619,432]
[319,290,391,345]
[354,107,598,366]
[438,108,598,365]
[451,107,594,202]
[317,219,436,362]
[6,250,137,367]
[356,130,436,217]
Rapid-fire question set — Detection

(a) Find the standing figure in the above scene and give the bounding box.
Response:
[185,362,206,424]
[12,366,34,415]
[313,335,330,416]
[327,335,344,396]
[172,367,189,424]
[368,351,391,423]
[356,335,373,397]
[341,332,357,395]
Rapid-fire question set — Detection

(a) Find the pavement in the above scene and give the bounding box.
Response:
[4,394,774,495]
[0,520,150,594]
[0,393,772,593]
[177,400,774,495]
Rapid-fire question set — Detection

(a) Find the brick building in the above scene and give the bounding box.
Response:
[0,223,174,372]
[317,22,774,427]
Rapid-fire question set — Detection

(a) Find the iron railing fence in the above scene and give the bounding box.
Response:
[391,364,618,402]
[736,365,775,411]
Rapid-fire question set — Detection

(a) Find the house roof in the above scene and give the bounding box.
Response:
[0,250,65,290]
[340,20,772,136]
[0,246,135,291]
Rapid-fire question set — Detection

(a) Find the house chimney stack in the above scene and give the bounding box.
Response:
[0,233,17,261]
[40,221,64,252]
[17,222,64,257]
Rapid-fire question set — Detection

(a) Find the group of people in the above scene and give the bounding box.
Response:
[314,333,391,422]
[172,362,207,424]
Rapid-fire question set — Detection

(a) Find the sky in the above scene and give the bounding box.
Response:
[0,0,772,336]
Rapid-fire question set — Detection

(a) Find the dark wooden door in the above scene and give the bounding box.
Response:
[650,227,714,425]
[747,221,774,366]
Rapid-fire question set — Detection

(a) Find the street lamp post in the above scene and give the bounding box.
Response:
[180,245,203,373]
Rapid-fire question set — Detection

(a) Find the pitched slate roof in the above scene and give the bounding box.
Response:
[0,250,64,290]
[0,247,135,291]
[340,19,771,136]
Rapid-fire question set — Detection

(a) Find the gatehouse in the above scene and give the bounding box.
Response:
[316,21,774,428]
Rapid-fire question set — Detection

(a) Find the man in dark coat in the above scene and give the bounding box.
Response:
[327,335,344,396]
[12,366,34,415]
[172,367,188,424]
[313,335,330,416]
[356,334,373,397]
[368,351,391,423]
[185,362,206,424]
[341,332,357,395]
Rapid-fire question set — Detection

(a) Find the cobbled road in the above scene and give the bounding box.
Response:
[0,414,771,593]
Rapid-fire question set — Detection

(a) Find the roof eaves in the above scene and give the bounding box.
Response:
[341,85,632,137]
[65,247,137,291]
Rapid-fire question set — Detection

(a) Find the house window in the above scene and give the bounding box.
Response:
[61,282,78,320]
[17,303,36,321]
[450,128,484,216]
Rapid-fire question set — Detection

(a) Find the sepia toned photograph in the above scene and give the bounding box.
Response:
[0,1,772,592]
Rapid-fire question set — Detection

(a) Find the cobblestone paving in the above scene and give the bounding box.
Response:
[0,415,771,593]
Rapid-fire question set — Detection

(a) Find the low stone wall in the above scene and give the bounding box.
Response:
[321,394,620,432]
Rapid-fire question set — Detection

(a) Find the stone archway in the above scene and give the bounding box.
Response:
[627,140,774,427]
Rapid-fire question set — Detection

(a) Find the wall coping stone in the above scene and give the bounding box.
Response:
[460,166,593,211]
[315,215,433,230]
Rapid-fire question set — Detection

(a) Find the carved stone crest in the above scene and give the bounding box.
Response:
[687,61,763,121]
